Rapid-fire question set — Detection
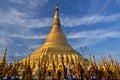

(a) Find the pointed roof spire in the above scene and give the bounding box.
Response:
[1,48,7,64]
[93,56,96,64]
[88,56,93,70]
[109,55,114,65]
[28,55,30,66]
[45,5,68,45]
[93,56,98,70]
[81,55,84,66]
[54,5,59,19]
[51,5,61,32]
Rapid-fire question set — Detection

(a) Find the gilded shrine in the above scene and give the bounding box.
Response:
[21,5,88,79]
[0,5,120,80]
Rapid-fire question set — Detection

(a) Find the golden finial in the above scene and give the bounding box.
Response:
[4,48,7,53]
[55,5,59,11]
[54,5,59,19]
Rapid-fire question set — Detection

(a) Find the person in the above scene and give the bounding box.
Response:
[6,75,11,80]
[64,76,68,80]
[85,75,89,80]
[106,76,110,80]
[68,75,72,80]
[92,75,96,80]
[16,75,20,80]
[11,76,14,80]
[45,76,52,80]
[0,76,3,80]
[3,76,7,80]
[72,74,76,80]
[101,76,105,80]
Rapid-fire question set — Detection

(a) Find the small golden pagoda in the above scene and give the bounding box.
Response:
[0,49,7,66]
[0,49,7,77]
[21,5,87,79]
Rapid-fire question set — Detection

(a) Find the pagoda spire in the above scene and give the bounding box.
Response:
[24,55,32,80]
[52,5,61,32]
[45,5,68,44]
[93,56,98,70]
[88,56,93,70]
[1,49,7,64]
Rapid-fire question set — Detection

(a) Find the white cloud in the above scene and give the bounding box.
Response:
[0,28,46,40]
[9,0,24,4]
[67,29,120,49]
[14,52,21,57]
[67,30,120,39]
[76,39,103,48]
[8,0,48,8]
[61,14,120,27]
[9,33,47,39]
[28,0,48,7]
[0,38,10,46]
[0,8,52,28]
[70,38,103,49]
[29,45,40,50]
[0,8,26,25]
[1,7,120,29]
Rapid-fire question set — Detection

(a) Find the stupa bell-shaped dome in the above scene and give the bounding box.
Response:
[21,6,84,79]
[32,5,79,55]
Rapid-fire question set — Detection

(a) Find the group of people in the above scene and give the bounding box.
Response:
[0,76,19,80]
[45,74,110,80]
[0,74,111,80]
[45,74,76,80]
[64,75,76,80]
[84,76,110,80]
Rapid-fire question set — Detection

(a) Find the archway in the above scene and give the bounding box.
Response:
[58,71,62,80]
[48,71,51,76]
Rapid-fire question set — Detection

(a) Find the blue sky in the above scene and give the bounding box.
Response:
[0,0,120,62]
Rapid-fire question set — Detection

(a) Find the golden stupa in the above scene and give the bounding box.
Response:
[0,5,120,80]
[21,5,87,79]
